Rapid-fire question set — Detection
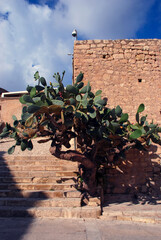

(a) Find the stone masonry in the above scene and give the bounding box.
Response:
[0,97,22,125]
[74,39,161,198]
[74,39,161,124]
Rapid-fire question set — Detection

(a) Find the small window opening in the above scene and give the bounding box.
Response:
[103,55,106,59]
[138,79,142,83]
[0,106,1,110]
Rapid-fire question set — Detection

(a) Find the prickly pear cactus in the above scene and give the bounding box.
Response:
[1,71,161,195]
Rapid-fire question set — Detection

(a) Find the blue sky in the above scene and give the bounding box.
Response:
[136,0,161,39]
[0,0,160,92]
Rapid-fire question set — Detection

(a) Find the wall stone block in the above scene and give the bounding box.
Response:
[74,39,161,198]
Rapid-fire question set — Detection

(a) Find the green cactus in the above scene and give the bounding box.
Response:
[119,113,129,123]
[115,105,122,117]
[77,82,84,89]
[23,95,35,104]
[1,71,161,197]
[76,72,83,83]
[137,103,145,113]
[66,85,79,95]
[40,77,47,86]
[8,146,15,155]
[28,105,41,113]
[129,129,142,139]
[79,84,91,94]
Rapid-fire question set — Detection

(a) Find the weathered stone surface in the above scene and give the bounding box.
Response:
[74,39,161,125]
[74,39,161,197]
[0,141,101,218]
[0,206,101,218]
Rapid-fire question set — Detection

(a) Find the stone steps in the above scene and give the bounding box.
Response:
[0,190,82,198]
[0,197,81,207]
[0,171,78,177]
[0,159,78,166]
[0,150,101,218]
[0,206,101,218]
[0,165,78,171]
[0,183,77,191]
[0,155,78,162]
[100,209,161,224]
[0,176,76,184]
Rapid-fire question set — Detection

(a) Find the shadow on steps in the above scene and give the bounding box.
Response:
[0,150,48,240]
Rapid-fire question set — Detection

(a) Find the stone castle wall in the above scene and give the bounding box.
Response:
[74,39,161,197]
[74,39,161,124]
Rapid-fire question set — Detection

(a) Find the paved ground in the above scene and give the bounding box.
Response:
[101,201,161,224]
[0,218,161,240]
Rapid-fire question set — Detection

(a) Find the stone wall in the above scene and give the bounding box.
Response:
[74,39,161,198]
[74,39,161,124]
[105,147,161,199]
[0,97,22,125]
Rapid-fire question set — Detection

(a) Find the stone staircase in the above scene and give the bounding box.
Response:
[0,140,101,218]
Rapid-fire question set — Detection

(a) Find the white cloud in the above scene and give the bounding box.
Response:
[0,0,155,91]
[56,0,155,39]
[0,0,73,91]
